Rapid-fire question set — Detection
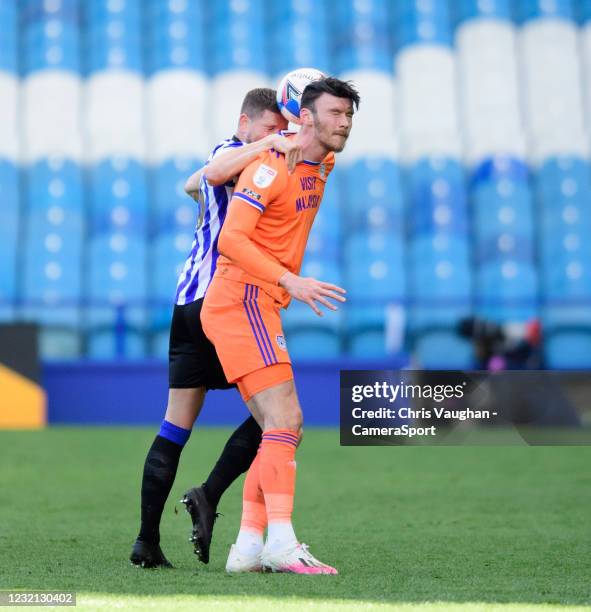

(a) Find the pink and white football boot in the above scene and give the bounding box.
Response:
[261,543,338,575]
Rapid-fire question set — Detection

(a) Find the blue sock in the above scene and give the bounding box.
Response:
[158,419,191,447]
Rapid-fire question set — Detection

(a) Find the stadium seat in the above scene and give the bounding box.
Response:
[0,160,18,320]
[344,231,405,358]
[282,257,343,356]
[544,330,591,368]
[476,260,538,322]
[149,231,192,358]
[152,158,200,231]
[268,0,329,77]
[86,234,148,359]
[345,231,405,302]
[89,157,148,234]
[343,157,404,232]
[454,0,512,24]
[414,332,474,369]
[392,0,453,51]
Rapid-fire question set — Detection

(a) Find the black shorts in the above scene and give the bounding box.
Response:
[168,299,235,390]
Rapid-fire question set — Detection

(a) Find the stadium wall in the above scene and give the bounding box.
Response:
[43,356,407,426]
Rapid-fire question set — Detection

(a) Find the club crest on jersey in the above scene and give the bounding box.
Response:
[276,335,287,351]
[319,163,326,179]
[253,164,277,188]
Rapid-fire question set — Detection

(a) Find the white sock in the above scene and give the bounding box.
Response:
[235,529,264,556]
[265,521,298,552]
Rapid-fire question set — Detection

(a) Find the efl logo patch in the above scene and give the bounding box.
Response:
[253,164,277,188]
[276,335,287,351]
[319,163,326,179]
[242,187,262,201]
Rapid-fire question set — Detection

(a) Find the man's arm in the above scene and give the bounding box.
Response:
[219,203,346,316]
[218,203,288,285]
[184,167,204,201]
[204,134,304,186]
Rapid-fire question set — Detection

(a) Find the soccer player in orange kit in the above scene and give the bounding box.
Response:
[200,77,360,574]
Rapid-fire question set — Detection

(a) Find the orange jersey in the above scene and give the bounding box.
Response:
[215,146,335,307]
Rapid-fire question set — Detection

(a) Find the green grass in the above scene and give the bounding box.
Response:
[0,427,590,611]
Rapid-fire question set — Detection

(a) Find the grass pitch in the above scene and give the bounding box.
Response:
[0,427,589,611]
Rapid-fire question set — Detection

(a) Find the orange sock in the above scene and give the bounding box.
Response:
[240,449,267,534]
[258,430,298,525]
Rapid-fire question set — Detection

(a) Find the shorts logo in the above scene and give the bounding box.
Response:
[242,187,262,201]
[276,335,287,351]
[253,164,278,188]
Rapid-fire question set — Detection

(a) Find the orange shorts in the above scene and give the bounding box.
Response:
[201,275,293,400]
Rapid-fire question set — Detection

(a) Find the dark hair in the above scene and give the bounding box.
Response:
[300,77,360,114]
[240,88,280,118]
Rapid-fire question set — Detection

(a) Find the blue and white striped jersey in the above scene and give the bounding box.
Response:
[175,136,243,305]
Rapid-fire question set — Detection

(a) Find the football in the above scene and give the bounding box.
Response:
[276,67,326,124]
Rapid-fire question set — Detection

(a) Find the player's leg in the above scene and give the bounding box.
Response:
[174,296,264,563]
[230,370,337,574]
[130,387,205,568]
[130,303,206,568]
[181,413,261,564]
[201,279,335,573]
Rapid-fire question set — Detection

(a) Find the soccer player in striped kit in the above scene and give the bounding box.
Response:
[130,88,305,568]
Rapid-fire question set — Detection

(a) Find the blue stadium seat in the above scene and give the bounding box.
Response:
[152,158,200,232]
[21,238,82,323]
[27,159,83,213]
[345,231,405,302]
[579,0,591,22]
[90,158,147,234]
[305,173,342,259]
[22,2,80,73]
[0,161,19,319]
[473,184,534,245]
[516,0,574,23]
[332,0,392,71]
[476,260,538,321]
[283,250,344,360]
[544,330,591,368]
[209,0,266,73]
[409,235,470,297]
[20,212,83,358]
[539,229,591,266]
[408,232,472,346]
[344,157,404,233]
[145,0,206,72]
[86,16,142,43]
[344,231,405,358]
[149,33,205,73]
[87,38,143,73]
[267,0,329,76]
[543,257,591,301]
[414,332,474,369]
[86,233,148,359]
[454,0,512,24]
[346,303,406,358]
[536,157,591,202]
[407,157,468,237]
[149,231,192,358]
[393,1,453,51]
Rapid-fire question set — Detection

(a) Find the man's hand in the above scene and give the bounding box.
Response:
[279,271,346,316]
[266,134,304,174]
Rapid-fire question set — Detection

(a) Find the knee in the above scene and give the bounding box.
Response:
[284,409,303,434]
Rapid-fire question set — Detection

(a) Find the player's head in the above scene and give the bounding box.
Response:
[299,78,360,153]
[238,88,288,143]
